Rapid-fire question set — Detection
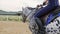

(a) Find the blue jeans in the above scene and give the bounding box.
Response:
[34,0,59,18]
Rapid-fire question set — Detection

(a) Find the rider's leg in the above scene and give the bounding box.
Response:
[34,5,57,18]
[34,0,59,17]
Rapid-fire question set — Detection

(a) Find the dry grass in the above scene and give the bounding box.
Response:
[0,21,32,34]
[0,15,22,21]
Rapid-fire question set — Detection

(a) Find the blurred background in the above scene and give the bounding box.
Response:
[0,0,44,11]
[0,0,45,21]
[0,0,45,34]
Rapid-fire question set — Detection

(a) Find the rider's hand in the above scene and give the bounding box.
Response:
[43,0,48,5]
[43,2,46,5]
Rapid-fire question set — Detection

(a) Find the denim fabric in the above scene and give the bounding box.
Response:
[48,0,59,6]
[34,0,59,17]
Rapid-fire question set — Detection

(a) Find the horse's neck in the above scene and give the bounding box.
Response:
[23,8,31,16]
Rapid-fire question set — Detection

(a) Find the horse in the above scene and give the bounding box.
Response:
[22,6,60,34]
[22,7,37,22]
[22,5,43,22]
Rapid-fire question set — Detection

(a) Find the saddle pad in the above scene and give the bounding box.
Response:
[45,17,60,34]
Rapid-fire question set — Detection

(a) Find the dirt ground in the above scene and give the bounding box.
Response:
[0,21,32,34]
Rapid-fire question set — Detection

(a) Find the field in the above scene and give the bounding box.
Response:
[0,15,32,34]
[0,15,22,21]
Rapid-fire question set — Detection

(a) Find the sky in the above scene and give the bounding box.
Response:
[0,0,44,12]
[0,0,60,12]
